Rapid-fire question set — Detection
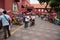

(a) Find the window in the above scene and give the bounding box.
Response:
[27,8,32,12]
[45,10,47,12]
[42,9,44,12]
[21,5,24,8]
[14,0,20,2]
[13,2,18,14]
[38,9,40,12]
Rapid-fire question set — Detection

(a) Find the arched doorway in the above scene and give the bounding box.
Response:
[13,2,18,14]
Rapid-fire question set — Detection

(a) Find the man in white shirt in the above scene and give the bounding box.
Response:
[31,15,35,20]
[31,15,35,26]
[24,15,30,28]
[0,10,11,39]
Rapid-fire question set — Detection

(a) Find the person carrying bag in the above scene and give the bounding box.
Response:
[0,10,11,39]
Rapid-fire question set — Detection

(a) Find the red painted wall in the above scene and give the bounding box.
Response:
[4,0,14,18]
[0,0,4,9]
[0,0,31,18]
[18,0,22,12]
[5,0,14,10]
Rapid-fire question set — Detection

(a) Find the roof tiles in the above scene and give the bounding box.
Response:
[31,4,51,8]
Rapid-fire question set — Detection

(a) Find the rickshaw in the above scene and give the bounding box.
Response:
[54,16,60,25]
[12,15,20,25]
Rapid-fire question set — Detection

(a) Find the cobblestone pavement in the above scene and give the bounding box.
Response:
[0,24,22,40]
[7,16,60,40]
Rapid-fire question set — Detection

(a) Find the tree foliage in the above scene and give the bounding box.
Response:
[50,0,60,8]
[38,0,60,12]
[50,0,60,19]
[38,0,60,19]
[38,0,50,3]
[50,0,60,12]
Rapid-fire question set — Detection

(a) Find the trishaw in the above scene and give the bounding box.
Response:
[54,16,60,25]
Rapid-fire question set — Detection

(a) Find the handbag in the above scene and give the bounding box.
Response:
[0,19,2,29]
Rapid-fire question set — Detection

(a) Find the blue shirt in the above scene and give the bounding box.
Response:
[0,14,11,26]
[20,14,23,19]
[20,14,23,17]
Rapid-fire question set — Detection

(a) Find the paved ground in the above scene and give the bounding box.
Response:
[7,16,60,40]
[0,24,23,40]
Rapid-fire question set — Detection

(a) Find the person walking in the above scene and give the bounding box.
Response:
[19,12,23,25]
[24,14,30,28]
[30,14,35,26]
[0,10,11,39]
[41,14,44,20]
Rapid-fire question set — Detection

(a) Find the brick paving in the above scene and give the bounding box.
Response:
[7,16,60,40]
[0,25,22,40]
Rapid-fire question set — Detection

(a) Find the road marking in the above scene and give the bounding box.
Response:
[11,25,24,35]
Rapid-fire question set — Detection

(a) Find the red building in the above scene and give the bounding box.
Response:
[0,0,32,18]
[18,0,33,13]
[0,0,20,18]
[31,4,51,15]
